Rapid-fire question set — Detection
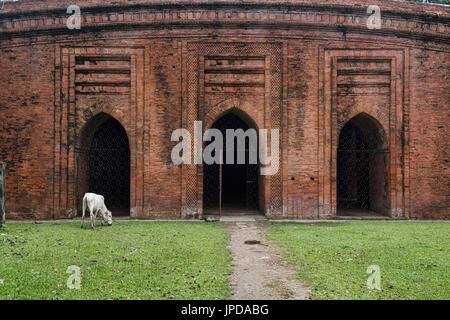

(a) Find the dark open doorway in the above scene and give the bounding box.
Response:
[78,113,130,216]
[337,113,389,216]
[203,112,260,215]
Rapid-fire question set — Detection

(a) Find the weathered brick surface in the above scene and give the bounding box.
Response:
[409,48,449,219]
[0,0,448,220]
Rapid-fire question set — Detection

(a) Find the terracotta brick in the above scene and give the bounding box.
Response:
[0,1,448,220]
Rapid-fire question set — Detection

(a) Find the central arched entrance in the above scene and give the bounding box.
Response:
[78,113,130,216]
[203,112,260,215]
[337,113,389,216]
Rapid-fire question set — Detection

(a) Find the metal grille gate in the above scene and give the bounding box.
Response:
[88,118,130,214]
[203,113,259,213]
[337,121,370,210]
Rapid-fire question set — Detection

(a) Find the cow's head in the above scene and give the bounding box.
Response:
[103,210,113,226]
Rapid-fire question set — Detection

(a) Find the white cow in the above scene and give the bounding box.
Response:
[81,193,113,229]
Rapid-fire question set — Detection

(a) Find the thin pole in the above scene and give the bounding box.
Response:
[0,162,5,226]
[219,149,223,217]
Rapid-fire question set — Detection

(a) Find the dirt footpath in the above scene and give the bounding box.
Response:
[226,222,310,300]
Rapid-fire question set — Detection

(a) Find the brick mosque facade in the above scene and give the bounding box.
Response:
[0,0,448,220]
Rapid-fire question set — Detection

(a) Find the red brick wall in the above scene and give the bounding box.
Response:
[409,48,449,219]
[0,44,55,219]
[0,1,448,219]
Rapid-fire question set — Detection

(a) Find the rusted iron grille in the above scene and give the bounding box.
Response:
[88,118,130,214]
[203,113,259,212]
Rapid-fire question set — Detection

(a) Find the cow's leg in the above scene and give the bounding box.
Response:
[100,210,105,226]
[81,198,86,228]
[95,209,101,226]
[90,208,95,229]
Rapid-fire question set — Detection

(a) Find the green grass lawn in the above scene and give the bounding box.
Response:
[0,222,231,300]
[267,222,449,300]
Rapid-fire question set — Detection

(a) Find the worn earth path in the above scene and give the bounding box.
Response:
[226,222,310,300]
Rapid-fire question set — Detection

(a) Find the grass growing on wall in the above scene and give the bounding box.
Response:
[0,221,231,300]
[267,221,449,300]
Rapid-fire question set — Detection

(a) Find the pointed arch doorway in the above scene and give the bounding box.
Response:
[202,111,262,216]
[78,113,130,216]
[337,113,389,216]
